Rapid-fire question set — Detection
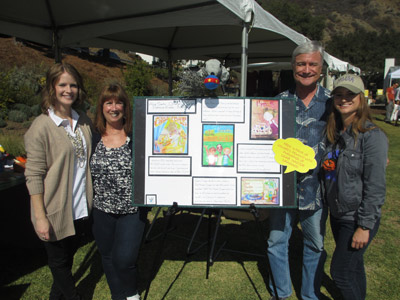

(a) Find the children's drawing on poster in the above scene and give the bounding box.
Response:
[241,177,280,205]
[202,124,234,167]
[153,116,188,154]
[250,99,279,140]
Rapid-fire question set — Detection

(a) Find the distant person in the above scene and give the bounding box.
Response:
[384,82,398,123]
[267,41,331,300]
[24,63,93,300]
[91,83,147,300]
[321,74,388,300]
[391,86,400,125]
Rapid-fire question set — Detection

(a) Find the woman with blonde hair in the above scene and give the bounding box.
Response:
[25,63,93,300]
[321,74,388,300]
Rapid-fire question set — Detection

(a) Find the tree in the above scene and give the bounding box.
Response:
[327,29,400,76]
[257,0,326,40]
[124,60,154,98]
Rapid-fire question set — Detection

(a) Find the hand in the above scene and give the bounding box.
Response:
[35,217,51,241]
[351,227,370,249]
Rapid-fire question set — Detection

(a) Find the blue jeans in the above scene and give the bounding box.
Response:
[92,208,146,300]
[267,208,327,300]
[330,216,379,300]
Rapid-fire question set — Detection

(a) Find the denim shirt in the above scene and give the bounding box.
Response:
[279,84,331,210]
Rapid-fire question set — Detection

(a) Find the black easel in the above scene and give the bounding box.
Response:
[143,204,280,300]
[143,202,178,300]
[186,205,280,298]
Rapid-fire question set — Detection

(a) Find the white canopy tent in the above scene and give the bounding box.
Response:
[324,53,361,74]
[383,66,400,91]
[0,0,313,95]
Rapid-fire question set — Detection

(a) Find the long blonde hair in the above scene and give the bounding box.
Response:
[326,92,376,144]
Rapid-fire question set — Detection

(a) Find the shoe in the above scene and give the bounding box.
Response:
[126,294,140,300]
[269,297,289,300]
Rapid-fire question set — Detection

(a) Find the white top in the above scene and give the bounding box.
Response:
[48,107,88,220]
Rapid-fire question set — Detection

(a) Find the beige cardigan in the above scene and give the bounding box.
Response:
[24,112,93,241]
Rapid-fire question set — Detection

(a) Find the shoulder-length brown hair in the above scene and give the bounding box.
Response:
[326,92,376,144]
[41,63,86,114]
[94,83,132,135]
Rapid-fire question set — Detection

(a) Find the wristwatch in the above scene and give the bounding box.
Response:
[358,226,369,231]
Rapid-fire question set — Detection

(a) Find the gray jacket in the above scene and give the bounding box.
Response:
[321,121,388,229]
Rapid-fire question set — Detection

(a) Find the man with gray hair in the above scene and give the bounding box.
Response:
[267,41,331,300]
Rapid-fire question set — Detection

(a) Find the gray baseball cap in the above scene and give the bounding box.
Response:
[332,74,365,94]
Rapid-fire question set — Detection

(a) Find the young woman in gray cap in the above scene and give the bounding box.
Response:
[321,74,388,300]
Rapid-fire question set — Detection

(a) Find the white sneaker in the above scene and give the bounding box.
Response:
[126,294,140,300]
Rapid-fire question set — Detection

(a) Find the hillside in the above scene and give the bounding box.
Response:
[0,36,126,84]
[301,0,400,42]
[258,0,400,42]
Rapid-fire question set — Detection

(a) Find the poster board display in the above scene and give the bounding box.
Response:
[133,97,296,208]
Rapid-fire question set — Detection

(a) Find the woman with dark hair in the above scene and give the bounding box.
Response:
[24,63,93,300]
[321,74,388,300]
[91,83,146,300]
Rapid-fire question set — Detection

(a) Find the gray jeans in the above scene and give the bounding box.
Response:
[385,101,394,121]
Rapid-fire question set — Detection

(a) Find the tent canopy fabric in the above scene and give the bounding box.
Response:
[388,67,400,79]
[383,66,400,91]
[0,0,359,93]
[324,53,361,74]
[0,0,306,63]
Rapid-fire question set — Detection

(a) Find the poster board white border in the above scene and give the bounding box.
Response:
[132,97,296,208]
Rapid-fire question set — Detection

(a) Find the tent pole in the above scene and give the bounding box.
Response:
[53,31,61,63]
[240,22,249,97]
[168,59,173,96]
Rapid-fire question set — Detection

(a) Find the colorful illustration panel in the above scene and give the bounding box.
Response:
[250,99,279,140]
[202,124,234,167]
[241,177,280,205]
[153,116,188,154]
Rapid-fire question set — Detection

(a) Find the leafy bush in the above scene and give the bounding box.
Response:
[8,110,29,123]
[30,104,42,117]
[23,121,32,128]
[0,64,45,111]
[153,66,179,81]
[0,69,14,111]
[0,109,8,120]
[13,103,32,118]
[124,60,154,98]
[0,118,7,128]
[83,74,102,104]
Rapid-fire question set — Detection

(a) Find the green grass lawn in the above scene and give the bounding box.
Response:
[1,114,399,300]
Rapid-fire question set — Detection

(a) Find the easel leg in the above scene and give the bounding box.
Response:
[249,204,280,300]
[143,203,178,300]
[186,208,208,255]
[207,209,226,279]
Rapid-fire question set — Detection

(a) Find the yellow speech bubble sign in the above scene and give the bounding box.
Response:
[272,138,317,174]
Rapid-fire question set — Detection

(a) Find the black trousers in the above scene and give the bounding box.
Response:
[330,216,380,300]
[43,218,90,300]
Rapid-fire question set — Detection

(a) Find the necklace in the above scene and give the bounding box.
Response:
[65,126,86,168]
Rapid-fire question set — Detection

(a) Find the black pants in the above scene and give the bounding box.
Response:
[330,216,379,300]
[43,218,90,300]
[92,208,146,300]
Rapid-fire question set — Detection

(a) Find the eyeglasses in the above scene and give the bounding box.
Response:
[332,92,358,100]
